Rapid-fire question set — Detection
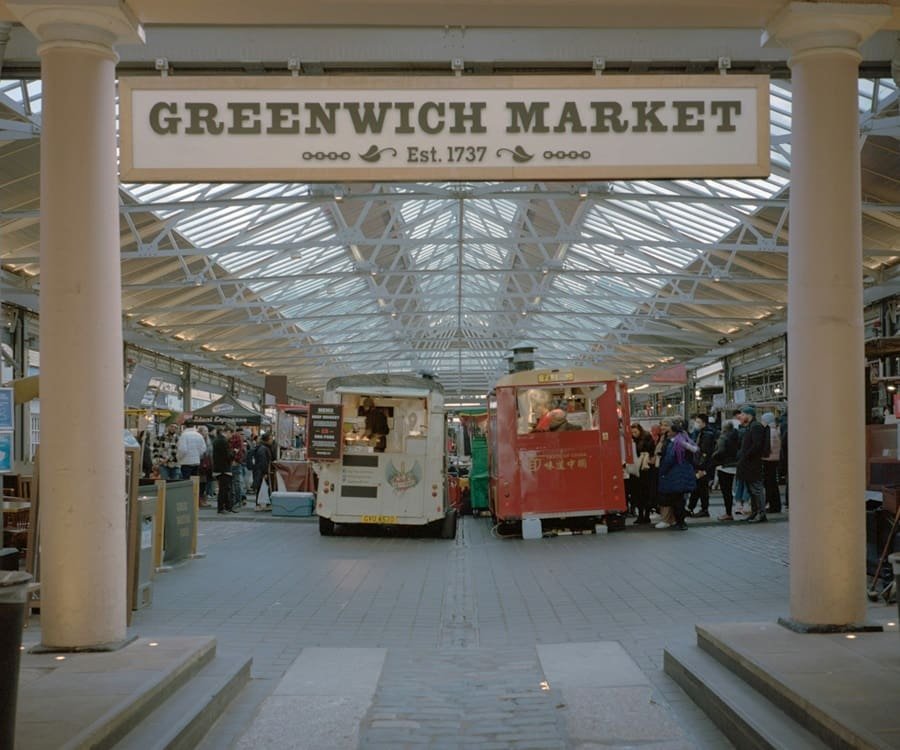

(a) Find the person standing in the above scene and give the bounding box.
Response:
[653,420,675,528]
[177,423,207,480]
[713,421,740,521]
[760,412,782,513]
[252,433,275,507]
[629,424,656,525]
[657,418,697,531]
[361,397,390,452]
[212,426,237,514]
[687,413,717,518]
[198,425,215,505]
[736,405,767,523]
[152,423,181,481]
[229,426,248,508]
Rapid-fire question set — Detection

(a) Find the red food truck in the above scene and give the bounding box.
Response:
[487,367,633,535]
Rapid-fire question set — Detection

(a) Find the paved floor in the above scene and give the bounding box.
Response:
[19,497,814,748]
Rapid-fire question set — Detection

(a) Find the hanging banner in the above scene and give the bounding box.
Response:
[650,363,688,385]
[119,74,769,182]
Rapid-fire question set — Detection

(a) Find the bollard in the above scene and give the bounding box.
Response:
[0,571,33,750]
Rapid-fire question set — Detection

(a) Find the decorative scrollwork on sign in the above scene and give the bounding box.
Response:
[542,150,591,160]
[359,145,398,163]
[301,151,352,161]
[496,145,534,163]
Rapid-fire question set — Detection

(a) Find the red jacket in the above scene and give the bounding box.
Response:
[228,433,246,463]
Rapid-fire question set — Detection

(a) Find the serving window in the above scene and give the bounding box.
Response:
[341,394,429,453]
[515,383,607,435]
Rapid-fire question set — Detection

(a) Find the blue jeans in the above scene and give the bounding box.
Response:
[159,465,181,481]
[231,464,245,505]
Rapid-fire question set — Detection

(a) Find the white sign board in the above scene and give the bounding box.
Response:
[120,75,769,182]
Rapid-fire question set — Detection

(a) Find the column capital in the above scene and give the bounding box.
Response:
[6,0,144,50]
[762,1,890,58]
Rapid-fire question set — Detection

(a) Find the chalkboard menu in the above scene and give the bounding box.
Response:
[307,404,343,460]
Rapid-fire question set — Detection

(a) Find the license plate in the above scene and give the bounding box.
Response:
[360,515,397,524]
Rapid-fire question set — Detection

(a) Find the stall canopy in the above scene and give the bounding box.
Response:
[188,394,263,426]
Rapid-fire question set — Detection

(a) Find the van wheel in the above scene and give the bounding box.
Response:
[440,511,458,540]
[318,516,335,536]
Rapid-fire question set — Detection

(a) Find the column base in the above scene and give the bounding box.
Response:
[777,616,883,634]
[31,634,138,654]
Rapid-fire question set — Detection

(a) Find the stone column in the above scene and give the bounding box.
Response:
[765,2,889,630]
[8,1,144,648]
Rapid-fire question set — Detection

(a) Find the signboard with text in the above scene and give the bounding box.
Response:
[307,404,343,461]
[120,75,769,182]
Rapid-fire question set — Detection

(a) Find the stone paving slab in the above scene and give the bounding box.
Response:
[236,648,386,750]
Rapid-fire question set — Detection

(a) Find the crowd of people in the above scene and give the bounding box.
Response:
[626,404,788,530]
[141,422,275,514]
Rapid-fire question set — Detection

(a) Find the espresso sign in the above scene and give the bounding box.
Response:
[119,75,769,182]
[307,404,343,461]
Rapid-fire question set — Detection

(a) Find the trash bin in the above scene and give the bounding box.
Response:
[0,570,32,749]
[890,553,900,624]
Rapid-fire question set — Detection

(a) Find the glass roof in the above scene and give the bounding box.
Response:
[1,75,895,398]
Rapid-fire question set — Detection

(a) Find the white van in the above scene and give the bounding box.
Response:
[312,373,456,538]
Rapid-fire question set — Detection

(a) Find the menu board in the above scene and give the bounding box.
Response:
[163,480,195,564]
[0,387,13,429]
[307,404,343,460]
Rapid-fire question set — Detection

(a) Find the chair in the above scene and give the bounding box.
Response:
[2,505,29,553]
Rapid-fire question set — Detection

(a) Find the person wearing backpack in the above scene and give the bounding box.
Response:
[760,412,782,513]
[736,404,767,523]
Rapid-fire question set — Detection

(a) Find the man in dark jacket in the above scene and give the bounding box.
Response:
[736,404,767,523]
[361,397,389,452]
[251,433,274,503]
[212,425,236,514]
[687,413,718,517]
[713,422,740,520]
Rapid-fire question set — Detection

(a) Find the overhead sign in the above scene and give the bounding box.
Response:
[119,75,769,182]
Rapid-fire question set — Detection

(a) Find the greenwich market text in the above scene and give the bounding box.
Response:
[148,99,743,137]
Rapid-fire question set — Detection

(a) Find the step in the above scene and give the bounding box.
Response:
[16,636,219,750]
[695,624,897,750]
[664,644,829,750]
[113,653,252,750]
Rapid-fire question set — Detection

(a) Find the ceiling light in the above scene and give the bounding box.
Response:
[888,385,897,392]
[773,387,783,395]
[577,185,589,199]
